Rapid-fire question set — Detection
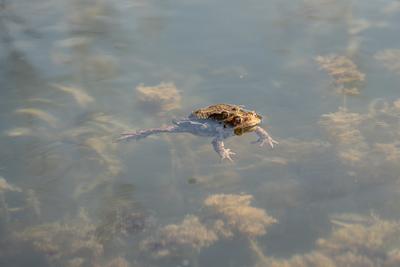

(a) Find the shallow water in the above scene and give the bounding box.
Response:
[1,0,400,266]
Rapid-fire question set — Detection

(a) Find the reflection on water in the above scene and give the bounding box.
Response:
[1,0,400,266]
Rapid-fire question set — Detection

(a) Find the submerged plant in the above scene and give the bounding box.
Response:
[318,97,400,187]
[0,177,22,193]
[315,55,365,86]
[52,84,94,108]
[319,107,368,163]
[315,54,365,105]
[15,208,104,266]
[141,193,277,263]
[253,214,400,267]
[374,49,400,75]
[135,82,182,115]
[204,194,277,238]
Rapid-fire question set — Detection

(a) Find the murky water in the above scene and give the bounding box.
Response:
[1,0,400,266]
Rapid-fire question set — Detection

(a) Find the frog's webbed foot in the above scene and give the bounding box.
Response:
[252,136,279,148]
[212,137,235,162]
[252,126,278,148]
[220,148,236,162]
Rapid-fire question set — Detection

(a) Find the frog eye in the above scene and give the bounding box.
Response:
[221,111,229,118]
[234,116,242,124]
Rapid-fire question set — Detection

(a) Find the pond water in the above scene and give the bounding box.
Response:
[1,0,400,266]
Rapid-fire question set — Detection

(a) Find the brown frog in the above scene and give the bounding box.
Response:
[190,103,264,136]
[119,104,278,161]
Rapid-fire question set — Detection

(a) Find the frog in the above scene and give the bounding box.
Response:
[118,104,278,161]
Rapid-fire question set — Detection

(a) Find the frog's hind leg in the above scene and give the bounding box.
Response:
[117,125,179,142]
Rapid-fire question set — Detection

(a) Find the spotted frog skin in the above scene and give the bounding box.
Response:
[119,104,278,161]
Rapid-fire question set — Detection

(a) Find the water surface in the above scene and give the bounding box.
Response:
[1,0,400,266]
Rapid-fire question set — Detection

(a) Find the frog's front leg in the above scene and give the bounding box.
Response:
[252,126,278,148]
[212,127,235,161]
[212,137,235,162]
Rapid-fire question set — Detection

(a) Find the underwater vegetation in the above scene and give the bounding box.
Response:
[135,82,182,115]
[319,98,400,166]
[15,209,104,266]
[319,107,366,163]
[315,54,365,96]
[374,49,400,75]
[4,77,400,266]
[204,194,277,238]
[2,0,400,266]
[141,214,218,258]
[140,193,277,265]
[6,84,129,181]
[52,84,95,108]
[13,207,144,267]
[0,177,22,193]
[253,214,400,267]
